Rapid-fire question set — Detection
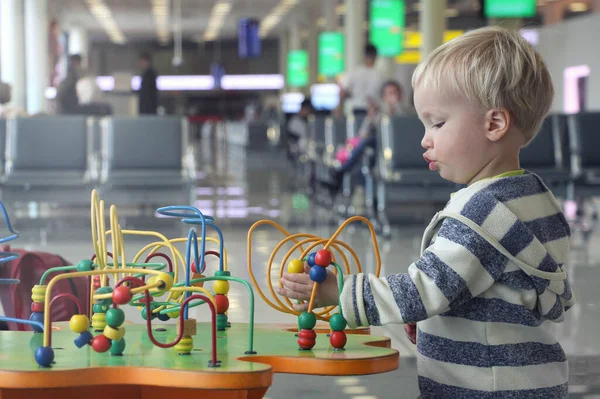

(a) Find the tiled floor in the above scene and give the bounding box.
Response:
[2,138,599,397]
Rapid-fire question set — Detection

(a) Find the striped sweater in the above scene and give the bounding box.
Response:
[340,172,575,398]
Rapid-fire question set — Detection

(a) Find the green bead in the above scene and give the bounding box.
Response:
[110,338,126,356]
[95,287,113,306]
[93,304,107,314]
[141,305,158,321]
[216,314,228,331]
[329,314,347,332]
[105,308,125,328]
[77,259,94,272]
[214,270,231,277]
[298,312,317,330]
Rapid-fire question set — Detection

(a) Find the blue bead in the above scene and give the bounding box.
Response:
[307,252,317,267]
[35,346,54,367]
[157,312,170,322]
[74,331,93,348]
[309,265,327,283]
[29,312,44,332]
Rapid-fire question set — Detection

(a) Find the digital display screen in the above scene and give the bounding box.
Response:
[483,0,536,18]
[287,50,309,88]
[318,32,344,77]
[369,0,405,57]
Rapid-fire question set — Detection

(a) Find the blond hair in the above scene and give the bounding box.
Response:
[412,26,553,144]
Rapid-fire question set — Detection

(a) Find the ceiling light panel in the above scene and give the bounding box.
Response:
[203,1,233,42]
[85,0,126,44]
[152,0,171,44]
[259,0,298,38]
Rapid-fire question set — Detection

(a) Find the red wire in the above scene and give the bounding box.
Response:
[143,253,173,283]
[113,276,145,308]
[201,251,220,274]
[47,293,84,346]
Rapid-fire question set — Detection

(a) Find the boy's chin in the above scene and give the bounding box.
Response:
[439,169,467,185]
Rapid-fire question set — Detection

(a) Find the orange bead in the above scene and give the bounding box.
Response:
[215,294,229,314]
[191,273,205,287]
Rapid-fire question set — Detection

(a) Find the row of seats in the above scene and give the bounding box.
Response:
[301,112,598,236]
[0,116,194,197]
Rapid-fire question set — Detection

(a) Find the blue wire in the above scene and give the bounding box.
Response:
[183,228,200,320]
[0,279,20,284]
[0,201,19,244]
[0,316,44,332]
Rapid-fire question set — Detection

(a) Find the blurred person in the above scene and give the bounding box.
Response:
[286,99,313,157]
[56,54,83,114]
[138,52,158,115]
[338,44,382,118]
[0,82,27,118]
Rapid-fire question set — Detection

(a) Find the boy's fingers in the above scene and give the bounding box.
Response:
[282,272,312,285]
[304,262,311,273]
[277,287,311,301]
[293,302,309,312]
[280,278,313,294]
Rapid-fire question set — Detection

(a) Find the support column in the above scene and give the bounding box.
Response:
[0,0,26,109]
[289,22,301,52]
[420,0,446,59]
[344,0,366,72]
[324,0,337,31]
[69,26,89,65]
[278,32,289,92]
[25,0,50,114]
[308,23,319,86]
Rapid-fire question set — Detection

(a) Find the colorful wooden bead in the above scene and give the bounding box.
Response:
[174,335,193,355]
[307,252,317,267]
[91,312,106,331]
[215,294,229,314]
[213,280,230,295]
[141,306,158,321]
[70,314,90,333]
[110,338,126,356]
[157,312,170,322]
[29,312,44,333]
[105,308,125,328]
[167,309,180,319]
[287,259,304,274]
[35,346,54,367]
[104,325,125,341]
[315,249,332,267]
[191,272,205,287]
[92,304,108,314]
[191,261,206,274]
[329,314,347,332]
[76,259,94,272]
[112,286,132,305]
[95,286,113,306]
[91,334,111,353]
[31,301,44,313]
[298,312,317,330]
[216,314,228,331]
[330,331,347,349]
[298,329,317,350]
[74,331,93,348]
[309,265,327,283]
[31,285,46,303]
[214,270,231,277]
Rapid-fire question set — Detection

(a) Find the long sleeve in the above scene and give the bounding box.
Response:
[340,218,510,329]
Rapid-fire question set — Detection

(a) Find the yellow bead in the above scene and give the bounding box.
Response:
[91,312,106,331]
[170,290,183,300]
[147,272,174,297]
[213,280,230,295]
[167,309,180,319]
[118,325,126,338]
[287,259,304,274]
[174,335,193,354]
[69,314,90,334]
[31,285,47,303]
[104,325,125,341]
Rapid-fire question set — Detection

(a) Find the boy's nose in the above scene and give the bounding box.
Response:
[421,130,432,150]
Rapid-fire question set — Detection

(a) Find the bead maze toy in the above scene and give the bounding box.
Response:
[0,190,398,399]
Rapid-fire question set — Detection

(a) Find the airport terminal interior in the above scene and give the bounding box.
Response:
[1,0,600,398]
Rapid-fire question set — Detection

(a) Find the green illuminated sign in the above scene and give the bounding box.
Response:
[318,32,344,77]
[484,0,536,18]
[287,50,309,88]
[369,0,405,57]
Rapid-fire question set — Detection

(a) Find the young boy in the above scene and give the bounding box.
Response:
[279,27,575,397]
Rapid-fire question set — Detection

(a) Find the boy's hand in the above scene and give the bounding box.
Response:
[404,323,417,344]
[278,263,340,312]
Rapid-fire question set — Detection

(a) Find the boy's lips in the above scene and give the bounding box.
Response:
[423,154,437,171]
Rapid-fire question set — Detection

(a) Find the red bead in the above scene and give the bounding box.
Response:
[93,276,101,290]
[330,331,347,349]
[91,334,111,353]
[215,294,229,314]
[315,250,332,267]
[298,329,317,350]
[191,261,206,274]
[112,286,132,305]
[31,302,44,313]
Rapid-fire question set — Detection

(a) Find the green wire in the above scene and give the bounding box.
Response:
[331,261,345,315]
[40,265,78,285]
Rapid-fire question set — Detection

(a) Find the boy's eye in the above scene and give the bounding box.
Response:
[432,122,445,129]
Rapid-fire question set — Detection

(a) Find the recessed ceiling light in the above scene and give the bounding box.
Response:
[569,2,588,12]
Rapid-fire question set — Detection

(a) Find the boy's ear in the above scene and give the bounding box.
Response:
[485,109,510,142]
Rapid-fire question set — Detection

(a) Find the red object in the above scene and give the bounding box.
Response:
[31,302,44,313]
[112,286,132,305]
[0,246,90,331]
[298,329,317,350]
[314,250,332,267]
[91,335,111,353]
[215,294,229,314]
[144,253,173,273]
[330,331,347,349]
